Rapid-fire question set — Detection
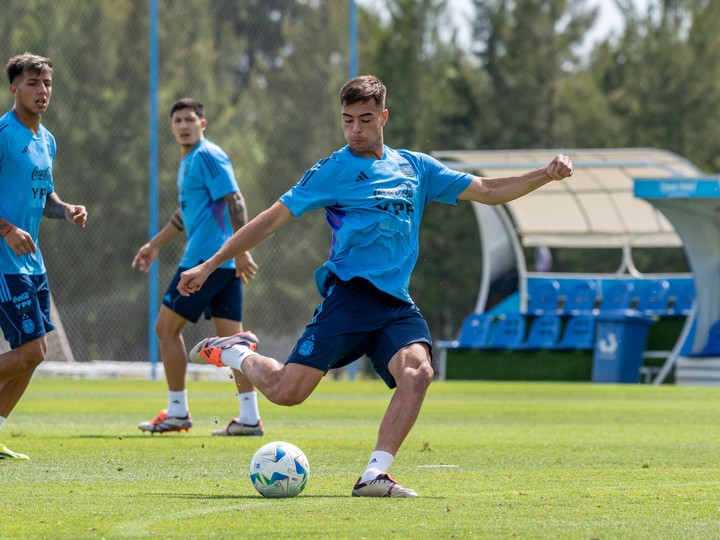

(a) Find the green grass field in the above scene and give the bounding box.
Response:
[1,377,719,539]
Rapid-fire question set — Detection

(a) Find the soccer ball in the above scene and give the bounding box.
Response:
[249,441,310,498]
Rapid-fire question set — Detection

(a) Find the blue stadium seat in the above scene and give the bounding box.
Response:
[554,315,596,350]
[668,282,695,316]
[635,279,671,315]
[526,280,561,315]
[456,313,495,348]
[597,281,635,312]
[518,314,562,350]
[561,280,598,315]
[482,313,526,349]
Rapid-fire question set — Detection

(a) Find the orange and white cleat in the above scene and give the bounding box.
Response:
[138,409,192,434]
[189,331,259,368]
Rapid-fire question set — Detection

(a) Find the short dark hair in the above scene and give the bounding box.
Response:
[170,98,205,118]
[6,52,53,84]
[340,75,386,108]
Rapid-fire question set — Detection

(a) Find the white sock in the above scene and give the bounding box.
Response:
[167,390,188,418]
[0,416,5,430]
[360,450,394,483]
[220,345,258,372]
[237,391,261,425]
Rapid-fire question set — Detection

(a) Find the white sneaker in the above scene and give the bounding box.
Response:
[138,409,193,434]
[211,419,264,437]
[351,473,419,498]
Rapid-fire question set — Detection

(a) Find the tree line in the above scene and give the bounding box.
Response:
[0,0,712,360]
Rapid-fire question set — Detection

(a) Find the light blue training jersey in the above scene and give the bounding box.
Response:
[0,110,55,275]
[178,139,240,269]
[279,145,473,303]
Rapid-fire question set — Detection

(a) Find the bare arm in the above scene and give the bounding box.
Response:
[2,193,87,257]
[131,209,184,272]
[224,191,249,231]
[458,154,574,205]
[44,192,88,228]
[0,217,14,238]
[223,191,259,283]
[1,215,36,256]
[177,200,295,296]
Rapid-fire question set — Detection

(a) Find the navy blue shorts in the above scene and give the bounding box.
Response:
[287,276,432,388]
[0,273,56,349]
[163,267,243,323]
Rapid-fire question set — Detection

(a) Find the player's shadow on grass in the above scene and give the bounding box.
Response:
[73,434,206,439]
[166,493,348,500]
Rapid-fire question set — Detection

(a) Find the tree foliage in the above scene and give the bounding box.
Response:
[0,0,714,356]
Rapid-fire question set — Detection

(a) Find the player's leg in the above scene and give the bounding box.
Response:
[142,266,245,433]
[0,339,47,415]
[210,316,264,436]
[353,292,434,498]
[0,347,40,460]
[155,306,189,392]
[0,275,53,460]
[376,341,433,456]
[190,333,325,406]
[137,306,194,433]
[351,342,432,498]
[139,267,201,433]
[191,274,344,405]
[0,337,46,385]
[0,360,38,459]
[241,358,324,406]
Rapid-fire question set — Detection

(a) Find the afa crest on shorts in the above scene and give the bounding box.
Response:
[22,318,35,334]
[299,337,315,356]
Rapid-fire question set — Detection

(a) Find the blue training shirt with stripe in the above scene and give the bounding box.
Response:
[178,139,240,269]
[279,145,473,303]
[0,109,55,276]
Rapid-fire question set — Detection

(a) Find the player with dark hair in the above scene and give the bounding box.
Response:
[0,53,88,460]
[179,75,573,496]
[133,98,263,436]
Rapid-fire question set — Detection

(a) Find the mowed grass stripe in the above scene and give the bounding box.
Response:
[1,378,718,539]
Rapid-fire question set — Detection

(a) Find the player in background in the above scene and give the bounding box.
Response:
[133,98,263,437]
[0,53,88,460]
[179,75,574,496]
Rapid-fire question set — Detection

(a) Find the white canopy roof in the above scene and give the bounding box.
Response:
[433,148,703,248]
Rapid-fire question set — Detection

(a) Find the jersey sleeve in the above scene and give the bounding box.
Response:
[279,156,338,217]
[411,152,473,204]
[0,122,6,165]
[46,130,56,194]
[0,127,6,175]
[199,146,239,201]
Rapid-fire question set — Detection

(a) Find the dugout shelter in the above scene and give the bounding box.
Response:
[635,178,720,384]
[434,148,718,385]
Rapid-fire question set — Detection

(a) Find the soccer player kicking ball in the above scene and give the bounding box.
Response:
[178,75,574,497]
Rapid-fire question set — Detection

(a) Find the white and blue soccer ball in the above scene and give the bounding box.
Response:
[249,441,309,498]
